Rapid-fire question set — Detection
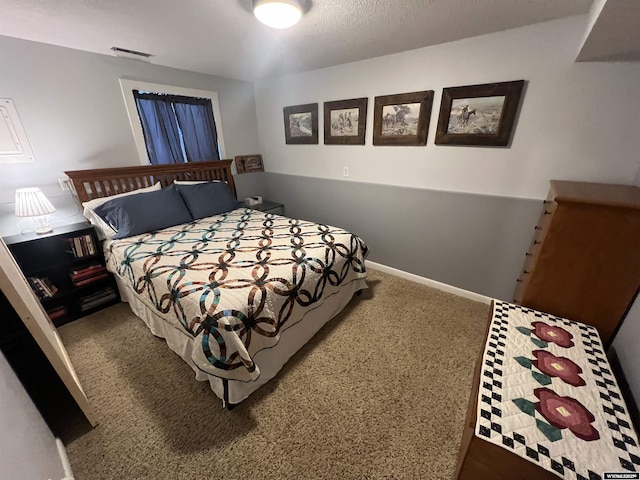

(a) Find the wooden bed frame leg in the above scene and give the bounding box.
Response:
[222,379,236,411]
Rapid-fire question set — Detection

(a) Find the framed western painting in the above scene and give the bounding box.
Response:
[234,154,264,174]
[323,98,368,145]
[283,103,318,144]
[373,90,434,146]
[435,80,525,146]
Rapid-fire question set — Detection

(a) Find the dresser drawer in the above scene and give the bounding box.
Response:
[514,199,557,303]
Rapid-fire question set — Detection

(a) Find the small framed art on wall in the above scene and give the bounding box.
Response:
[435,80,525,147]
[283,103,318,144]
[323,98,368,145]
[234,154,264,174]
[373,90,434,146]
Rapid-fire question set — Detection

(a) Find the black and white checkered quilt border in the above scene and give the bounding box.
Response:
[475,301,640,480]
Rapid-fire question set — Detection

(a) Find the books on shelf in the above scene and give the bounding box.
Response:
[46,305,68,321]
[74,273,109,286]
[28,276,58,299]
[66,234,96,258]
[70,263,108,286]
[79,287,117,312]
[71,263,105,277]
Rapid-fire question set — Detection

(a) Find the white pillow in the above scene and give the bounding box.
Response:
[83,182,162,239]
[173,180,223,185]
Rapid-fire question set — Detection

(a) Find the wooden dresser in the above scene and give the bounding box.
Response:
[513,180,640,346]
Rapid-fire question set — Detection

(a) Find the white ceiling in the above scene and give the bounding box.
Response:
[0,0,593,81]
[577,0,640,61]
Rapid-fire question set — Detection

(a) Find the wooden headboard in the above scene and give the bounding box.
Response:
[65,160,236,203]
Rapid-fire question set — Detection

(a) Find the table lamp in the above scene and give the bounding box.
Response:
[15,187,56,234]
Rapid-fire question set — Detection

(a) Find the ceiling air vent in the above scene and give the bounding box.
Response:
[110,47,153,63]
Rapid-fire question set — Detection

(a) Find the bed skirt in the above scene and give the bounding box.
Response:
[114,275,367,405]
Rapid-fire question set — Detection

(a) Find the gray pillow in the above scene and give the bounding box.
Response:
[175,181,242,220]
[94,184,193,239]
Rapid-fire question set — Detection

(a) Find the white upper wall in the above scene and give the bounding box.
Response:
[254,14,640,200]
[0,34,260,204]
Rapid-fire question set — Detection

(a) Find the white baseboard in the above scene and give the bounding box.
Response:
[56,438,74,480]
[365,260,492,305]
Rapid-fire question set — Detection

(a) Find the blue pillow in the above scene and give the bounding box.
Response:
[94,184,193,239]
[175,182,242,220]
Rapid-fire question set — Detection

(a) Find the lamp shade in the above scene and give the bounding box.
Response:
[15,188,56,217]
[254,0,302,29]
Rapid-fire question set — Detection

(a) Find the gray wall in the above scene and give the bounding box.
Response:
[254,14,640,401]
[0,34,261,234]
[265,171,640,408]
[255,16,640,201]
[235,172,265,201]
[264,173,542,300]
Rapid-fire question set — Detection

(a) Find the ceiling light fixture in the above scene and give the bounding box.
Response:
[253,0,302,29]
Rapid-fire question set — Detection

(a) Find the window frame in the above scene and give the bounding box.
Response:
[119,79,226,165]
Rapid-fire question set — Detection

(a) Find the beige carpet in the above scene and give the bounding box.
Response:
[59,269,489,480]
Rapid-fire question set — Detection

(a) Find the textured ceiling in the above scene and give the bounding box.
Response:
[0,0,593,80]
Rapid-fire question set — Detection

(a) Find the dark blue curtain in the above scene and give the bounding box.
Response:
[173,99,220,162]
[133,91,220,164]
[133,91,183,165]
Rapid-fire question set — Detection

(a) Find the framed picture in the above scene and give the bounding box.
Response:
[323,98,368,145]
[283,103,318,145]
[373,91,434,146]
[435,80,525,146]
[234,154,264,174]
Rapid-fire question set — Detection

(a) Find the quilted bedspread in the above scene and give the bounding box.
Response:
[104,208,368,382]
[476,301,640,479]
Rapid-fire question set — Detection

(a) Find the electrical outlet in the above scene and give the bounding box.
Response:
[58,177,71,191]
[343,167,349,177]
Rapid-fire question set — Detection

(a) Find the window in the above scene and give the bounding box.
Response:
[133,91,220,164]
[120,80,226,165]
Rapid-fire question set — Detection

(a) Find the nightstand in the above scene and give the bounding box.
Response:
[3,221,120,327]
[246,200,285,216]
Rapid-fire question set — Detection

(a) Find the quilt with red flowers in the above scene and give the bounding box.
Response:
[475,301,640,479]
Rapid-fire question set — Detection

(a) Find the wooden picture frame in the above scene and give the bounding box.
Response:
[323,98,368,145]
[283,103,318,144]
[373,91,434,146]
[435,80,525,146]
[234,154,264,174]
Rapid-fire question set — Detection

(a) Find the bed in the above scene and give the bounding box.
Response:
[65,160,369,407]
